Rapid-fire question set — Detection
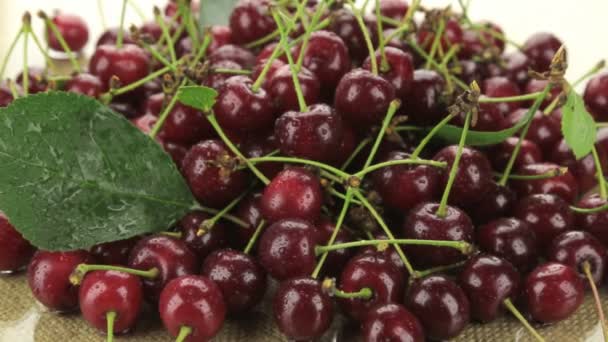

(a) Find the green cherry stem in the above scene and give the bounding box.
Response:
[592,145,607,200]
[116,0,128,48]
[478,92,544,103]
[347,0,379,75]
[22,17,30,97]
[495,167,568,180]
[39,11,81,72]
[573,60,606,88]
[362,100,402,172]
[70,264,159,286]
[0,29,23,81]
[341,138,372,171]
[315,239,473,255]
[503,298,546,342]
[211,68,252,75]
[354,158,447,178]
[408,39,469,90]
[197,187,251,236]
[416,260,468,278]
[327,187,363,205]
[175,326,193,342]
[154,7,177,63]
[312,188,354,279]
[272,10,308,112]
[150,86,182,138]
[436,110,471,218]
[207,113,271,185]
[583,261,608,342]
[195,205,248,228]
[375,0,389,73]
[570,202,608,214]
[498,84,552,186]
[160,231,182,238]
[471,23,523,50]
[106,311,117,342]
[104,64,174,101]
[400,0,421,25]
[425,18,446,69]
[248,156,350,180]
[27,21,57,72]
[353,189,418,277]
[295,0,333,71]
[410,112,458,159]
[190,29,213,68]
[333,287,373,300]
[243,220,266,255]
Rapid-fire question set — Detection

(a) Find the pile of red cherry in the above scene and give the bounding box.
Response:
[2,0,608,341]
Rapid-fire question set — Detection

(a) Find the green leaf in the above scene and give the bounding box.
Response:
[199,0,240,27]
[176,85,218,112]
[561,90,597,159]
[0,92,197,251]
[434,85,552,146]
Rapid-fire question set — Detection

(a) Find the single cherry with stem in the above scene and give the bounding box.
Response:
[46,12,89,52]
[178,211,228,261]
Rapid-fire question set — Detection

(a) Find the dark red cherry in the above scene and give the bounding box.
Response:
[330,8,377,61]
[331,123,357,166]
[213,75,275,133]
[524,262,584,323]
[127,235,197,301]
[79,270,142,334]
[457,59,485,85]
[175,37,193,58]
[315,217,355,278]
[0,82,17,107]
[275,103,343,163]
[339,253,404,321]
[241,133,282,180]
[358,233,407,276]
[363,303,425,342]
[584,72,608,121]
[256,42,285,64]
[460,255,521,322]
[27,250,94,312]
[467,182,517,224]
[181,140,249,208]
[363,47,414,98]
[90,237,138,266]
[203,60,244,90]
[482,76,522,116]
[477,218,538,272]
[490,137,543,171]
[514,194,573,251]
[46,13,89,52]
[109,101,138,119]
[335,68,396,128]
[402,69,446,125]
[159,275,226,341]
[89,44,150,90]
[511,162,579,203]
[403,202,474,268]
[433,146,493,207]
[251,58,285,91]
[373,151,440,212]
[229,0,276,45]
[502,51,532,88]
[17,67,49,94]
[0,214,35,274]
[163,141,189,167]
[260,167,322,223]
[273,277,334,340]
[178,211,228,260]
[547,231,607,285]
[523,32,564,72]
[417,19,463,52]
[232,192,264,248]
[139,21,162,42]
[64,73,103,98]
[453,103,505,131]
[207,26,232,54]
[268,65,320,113]
[505,109,562,153]
[405,275,470,340]
[257,219,319,280]
[549,139,608,193]
[299,30,351,90]
[379,0,409,24]
[524,79,562,108]
[576,193,608,246]
[159,101,214,145]
[141,92,164,116]
[459,22,505,59]
[201,249,267,315]
[95,28,135,47]
[207,44,256,69]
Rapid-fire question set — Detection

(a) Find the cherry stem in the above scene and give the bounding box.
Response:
[195,205,248,228]
[353,189,418,277]
[333,286,373,300]
[248,155,350,180]
[0,29,24,81]
[40,11,81,72]
[503,298,546,342]
[137,34,174,70]
[437,110,472,217]
[243,220,266,255]
[150,86,182,138]
[207,114,271,185]
[341,138,372,171]
[197,188,251,236]
[105,64,174,101]
[106,311,116,342]
[543,96,560,115]
[22,20,29,97]
[411,112,458,159]
[374,0,389,73]
[400,0,421,25]
[425,18,446,70]
[592,145,608,200]
[179,0,200,50]
[495,167,568,180]
[362,100,402,172]
[573,60,606,88]
[347,0,379,75]
[212,68,252,75]
[190,30,213,68]
[471,23,522,50]
[416,260,468,278]
[272,10,308,112]
[154,7,177,63]
[70,264,159,286]
[97,0,107,29]
[175,326,193,342]
[312,188,354,278]
[408,38,469,90]
[479,91,544,103]
[355,158,447,178]
[315,239,473,255]
[295,0,332,71]
[7,79,19,99]
[160,231,182,238]
[498,84,552,186]
[583,261,608,342]
[327,187,363,206]
[570,202,608,214]
[116,0,128,48]
[27,25,57,72]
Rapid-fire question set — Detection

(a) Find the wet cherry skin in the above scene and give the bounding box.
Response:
[299,30,352,91]
[268,65,320,113]
[362,303,425,342]
[0,214,35,274]
[522,32,564,72]
[505,109,562,154]
[89,44,150,91]
[363,47,414,98]
[477,218,538,272]
[229,0,276,46]
[511,162,579,204]
[467,182,517,225]
[546,231,607,285]
[402,69,446,125]
[46,13,89,52]
[514,194,573,251]
[584,72,608,121]
[178,211,228,261]
[90,237,138,266]
[576,193,608,246]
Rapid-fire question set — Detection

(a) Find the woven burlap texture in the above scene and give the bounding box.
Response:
[1,275,606,341]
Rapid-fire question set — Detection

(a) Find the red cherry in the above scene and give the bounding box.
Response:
[490,137,543,171]
[576,193,608,246]
[232,192,264,248]
[203,60,244,90]
[268,65,320,113]
[90,237,138,266]
[363,47,414,98]
[547,231,607,285]
[482,76,522,116]
[514,194,573,251]
[95,28,135,47]
[178,211,228,260]
[417,19,463,52]
[64,73,103,98]
[505,109,562,153]
[522,32,564,72]
[89,44,150,90]
[0,213,35,274]
[477,218,538,272]
[378,0,409,24]
[46,13,89,52]
[299,30,352,90]
[241,133,282,180]
[467,182,517,225]
[511,162,579,203]
[17,67,49,94]
[584,72,608,121]
[549,138,608,193]
[502,51,532,87]
[402,69,446,125]
[207,26,233,54]
[0,82,17,107]
[362,303,425,342]
[229,0,276,45]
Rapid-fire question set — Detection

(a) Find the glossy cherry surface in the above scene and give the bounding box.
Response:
[178,211,228,260]
[505,109,562,153]
[300,30,351,90]
[330,8,376,61]
[260,167,322,223]
[405,274,470,341]
[584,72,608,121]
[229,0,276,45]
[482,76,522,116]
[417,19,463,52]
[89,44,150,90]
[127,235,197,301]
[95,28,135,47]
[522,32,563,72]
[315,217,355,278]
[363,47,414,98]
[90,237,138,266]
[514,194,573,251]
[268,65,320,113]
[362,303,425,342]
[273,277,334,341]
[17,67,48,94]
[477,218,537,272]
[549,139,607,193]
[502,51,532,87]
[159,275,226,341]
[79,270,142,334]
[576,193,608,246]
[467,182,517,224]
[547,231,607,285]
[511,162,579,204]
[524,262,584,323]
[46,13,89,52]
[159,101,214,145]
[402,69,446,125]
[207,44,256,68]
[0,213,35,274]
[27,250,94,312]
[491,137,543,171]
[65,73,103,98]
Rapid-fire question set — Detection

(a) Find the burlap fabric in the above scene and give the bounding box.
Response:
[1,274,606,341]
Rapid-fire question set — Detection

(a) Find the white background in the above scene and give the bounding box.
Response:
[0,0,607,88]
